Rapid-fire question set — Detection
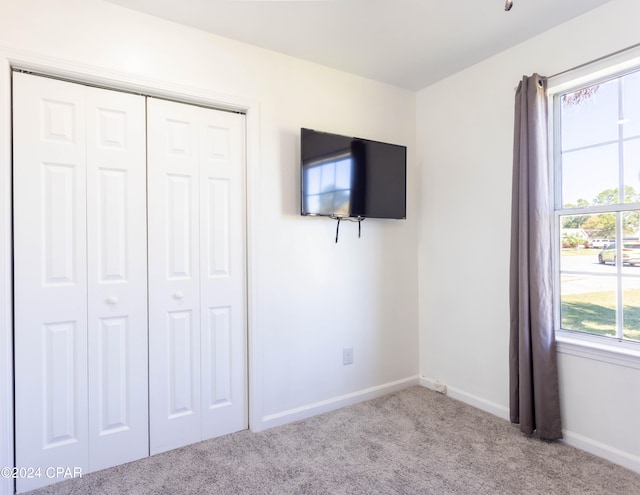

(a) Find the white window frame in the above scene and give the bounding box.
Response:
[548,47,640,368]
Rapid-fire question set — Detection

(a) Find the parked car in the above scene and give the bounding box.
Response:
[591,238,612,249]
[598,242,640,265]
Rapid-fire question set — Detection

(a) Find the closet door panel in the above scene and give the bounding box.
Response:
[199,109,247,439]
[148,99,247,452]
[13,72,89,493]
[14,74,148,491]
[86,87,148,471]
[147,98,202,454]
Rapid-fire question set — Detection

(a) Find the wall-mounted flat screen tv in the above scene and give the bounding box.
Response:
[300,128,406,219]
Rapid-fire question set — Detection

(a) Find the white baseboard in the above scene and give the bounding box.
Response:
[419,377,640,475]
[561,430,640,474]
[419,377,510,420]
[256,376,420,431]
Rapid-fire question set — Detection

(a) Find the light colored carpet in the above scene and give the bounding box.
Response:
[25,386,640,494]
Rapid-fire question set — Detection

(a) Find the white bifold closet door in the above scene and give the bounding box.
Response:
[147,97,247,455]
[13,74,247,492]
[13,72,148,492]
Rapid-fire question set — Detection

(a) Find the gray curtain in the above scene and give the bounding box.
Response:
[509,74,562,440]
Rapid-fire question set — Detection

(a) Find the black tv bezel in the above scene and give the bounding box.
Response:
[300,128,407,220]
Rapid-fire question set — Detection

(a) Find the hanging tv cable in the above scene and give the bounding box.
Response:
[334,216,364,243]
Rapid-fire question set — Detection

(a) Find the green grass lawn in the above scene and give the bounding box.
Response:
[562,289,640,341]
[560,247,601,257]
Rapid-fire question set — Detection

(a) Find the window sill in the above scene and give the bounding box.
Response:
[556,331,640,370]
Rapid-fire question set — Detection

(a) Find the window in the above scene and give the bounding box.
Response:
[551,66,640,347]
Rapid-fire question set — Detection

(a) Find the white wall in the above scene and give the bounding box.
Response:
[418,0,640,473]
[0,1,419,491]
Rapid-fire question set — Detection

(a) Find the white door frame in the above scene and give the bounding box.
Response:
[0,50,263,495]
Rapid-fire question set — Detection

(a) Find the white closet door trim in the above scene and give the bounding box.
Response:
[0,50,263,495]
[0,54,15,495]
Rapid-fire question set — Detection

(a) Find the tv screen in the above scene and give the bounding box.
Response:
[300,128,406,219]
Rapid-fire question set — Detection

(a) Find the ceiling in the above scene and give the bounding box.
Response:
[106,0,612,91]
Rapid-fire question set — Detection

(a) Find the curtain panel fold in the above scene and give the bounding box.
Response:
[509,74,562,440]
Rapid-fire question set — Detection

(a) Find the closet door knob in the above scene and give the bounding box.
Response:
[106,296,119,305]
[173,291,184,300]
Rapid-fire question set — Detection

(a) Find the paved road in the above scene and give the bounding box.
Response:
[560,250,640,295]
